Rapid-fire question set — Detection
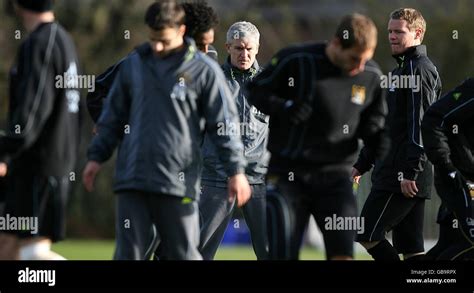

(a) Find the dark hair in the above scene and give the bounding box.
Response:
[145,0,185,30]
[335,13,377,50]
[182,1,218,39]
[16,0,54,12]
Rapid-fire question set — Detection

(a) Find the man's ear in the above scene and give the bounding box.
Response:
[414,28,423,41]
[225,43,231,54]
[331,37,342,48]
[328,37,342,53]
[178,24,186,36]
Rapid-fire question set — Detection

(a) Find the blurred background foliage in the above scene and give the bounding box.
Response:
[0,0,473,239]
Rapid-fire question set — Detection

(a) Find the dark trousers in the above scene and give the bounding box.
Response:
[3,171,69,242]
[114,191,201,260]
[266,171,357,259]
[426,169,474,260]
[198,184,268,260]
[356,190,425,254]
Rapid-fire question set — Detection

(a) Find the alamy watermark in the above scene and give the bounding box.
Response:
[324,214,365,234]
[217,120,258,139]
[55,62,94,113]
[0,214,38,234]
[380,72,420,92]
[55,62,95,93]
[18,267,55,287]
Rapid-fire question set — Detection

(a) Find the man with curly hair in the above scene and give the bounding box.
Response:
[182,1,219,60]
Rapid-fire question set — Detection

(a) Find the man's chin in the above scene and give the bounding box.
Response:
[347,70,360,77]
[236,62,251,70]
[390,47,404,55]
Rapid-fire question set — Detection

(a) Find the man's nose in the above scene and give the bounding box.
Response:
[154,42,164,52]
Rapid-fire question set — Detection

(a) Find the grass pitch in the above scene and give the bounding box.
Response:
[52,239,372,260]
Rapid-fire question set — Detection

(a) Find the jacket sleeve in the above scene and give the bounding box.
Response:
[246,51,295,116]
[86,60,124,123]
[201,64,247,177]
[421,79,474,171]
[207,45,218,62]
[404,64,441,180]
[86,43,149,123]
[0,35,58,163]
[86,60,131,163]
[354,81,390,174]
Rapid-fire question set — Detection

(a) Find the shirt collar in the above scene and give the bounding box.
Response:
[392,45,427,67]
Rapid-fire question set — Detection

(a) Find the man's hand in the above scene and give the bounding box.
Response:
[82,161,102,192]
[400,179,418,198]
[440,164,468,192]
[228,173,252,208]
[92,125,98,136]
[351,167,361,185]
[284,100,313,125]
[448,170,468,192]
[0,162,7,177]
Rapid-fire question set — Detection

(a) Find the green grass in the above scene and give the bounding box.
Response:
[52,239,115,260]
[52,239,372,260]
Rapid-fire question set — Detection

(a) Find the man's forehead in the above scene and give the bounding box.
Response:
[388,19,410,30]
[229,38,257,47]
[149,27,178,39]
[197,29,214,42]
[348,46,374,58]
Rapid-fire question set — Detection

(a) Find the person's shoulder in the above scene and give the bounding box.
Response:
[25,22,73,52]
[134,42,152,57]
[115,43,152,71]
[458,77,474,91]
[23,23,54,47]
[207,45,219,62]
[410,52,438,73]
[54,22,73,39]
[363,59,383,77]
[193,51,223,75]
[275,41,324,58]
[108,49,145,82]
[267,42,324,70]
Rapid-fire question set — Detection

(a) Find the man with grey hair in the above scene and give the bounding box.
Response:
[199,21,269,260]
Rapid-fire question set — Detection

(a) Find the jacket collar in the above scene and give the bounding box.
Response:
[148,37,198,63]
[461,77,474,88]
[392,45,427,67]
[183,37,198,62]
[223,57,260,81]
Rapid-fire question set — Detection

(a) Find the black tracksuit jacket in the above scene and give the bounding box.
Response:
[422,77,474,181]
[354,45,442,199]
[247,42,389,177]
[0,22,81,176]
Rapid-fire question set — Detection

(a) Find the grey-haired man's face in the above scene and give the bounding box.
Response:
[226,38,259,70]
